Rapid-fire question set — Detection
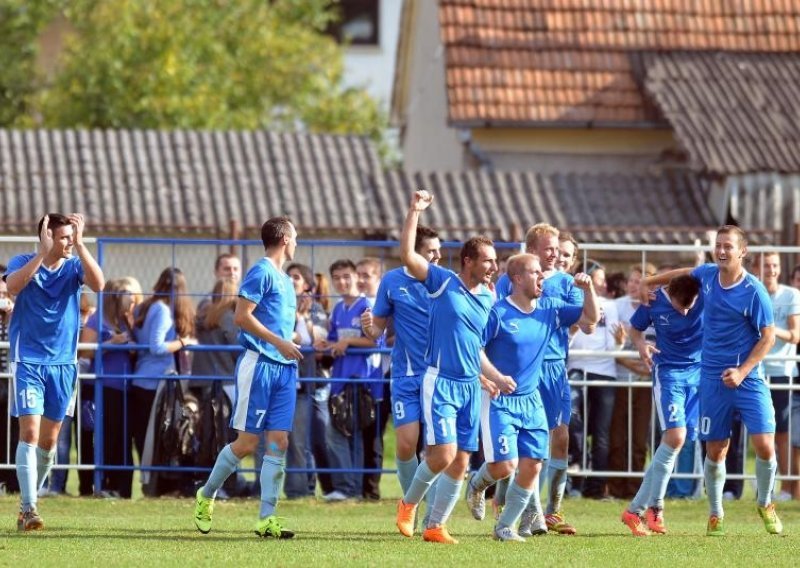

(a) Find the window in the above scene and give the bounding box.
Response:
[327,0,380,46]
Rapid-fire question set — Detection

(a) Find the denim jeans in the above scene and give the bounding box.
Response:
[325,409,363,498]
[310,385,333,494]
[48,415,73,493]
[582,372,617,498]
[284,391,312,498]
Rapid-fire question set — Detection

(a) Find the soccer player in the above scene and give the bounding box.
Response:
[394,190,515,544]
[194,216,302,538]
[640,225,781,536]
[5,213,104,530]
[494,223,595,534]
[361,226,442,517]
[620,274,702,536]
[468,254,598,541]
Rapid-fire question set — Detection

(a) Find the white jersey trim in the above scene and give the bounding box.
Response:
[232,350,259,431]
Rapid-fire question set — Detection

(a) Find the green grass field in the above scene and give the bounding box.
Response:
[3,492,799,567]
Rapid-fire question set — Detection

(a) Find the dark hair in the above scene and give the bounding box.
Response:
[214,253,239,272]
[667,274,701,308]
[605,272,627,299]
[261,216,294,249]
[287,263,315,293]
[460,235,494,268]
[415,225,439,253]
[792,264,800,281]
[329,259,357,276]
[37,213,71,238]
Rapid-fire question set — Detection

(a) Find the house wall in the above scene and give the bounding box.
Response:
[471,128,676,174]
[397,0,465,172]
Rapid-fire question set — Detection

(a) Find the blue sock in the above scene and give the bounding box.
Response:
[468,462,496,494]
[498,480,533,529]
[495,472,512,507]
[202,444,240,499]
[422,474,439,526]
[629,464,654,514]
[260,455,285,519]
[546,458,568,515]
[539,459,548,494]
[755,456,777,507]
[404,461,439,505]
[16,442,37,511]
[427,474,463,527]
[704,457,725,518]
[396,455,418,495]
[647,443,679,510]
[36,446,56,492]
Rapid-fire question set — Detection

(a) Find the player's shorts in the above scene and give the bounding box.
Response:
[231,350,297,434]
[652,375,699,441]
[766,375,792,433]
[390,374,422,428]
[10,362,78,421]
[480,390,548,463]
[540,359,571,429]
[421,367,480,451]
[699,375,776,441]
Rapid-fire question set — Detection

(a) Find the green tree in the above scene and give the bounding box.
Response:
[0,0,61,127]
[38,0,384,139]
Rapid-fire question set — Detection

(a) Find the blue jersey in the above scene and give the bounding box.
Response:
[424,264,494,382]
[496,271,583,360]
[630,288,703,383]
[328,295,376,397]
[5,254,85,364]
[237,258,297,365]
[691,263,774,380]
[372,267,430,378]
[485,297,581,396]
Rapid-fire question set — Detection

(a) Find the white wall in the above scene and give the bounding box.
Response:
[342,0,403,109]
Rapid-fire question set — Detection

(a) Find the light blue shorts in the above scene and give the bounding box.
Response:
[480,390,549,463]
[11,362,78,421]
[421,367,480,451]
[230,350,297,434]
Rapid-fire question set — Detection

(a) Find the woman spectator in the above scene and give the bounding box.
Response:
[80,277,142,498]
[131,267,197,494]
[283,263,331,498]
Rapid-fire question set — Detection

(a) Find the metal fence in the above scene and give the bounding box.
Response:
[1,237,799,498]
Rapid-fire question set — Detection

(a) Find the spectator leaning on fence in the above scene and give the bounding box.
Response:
[314,258,376,502]
[194,216,302,539]
[4,213,104,531]
[752,251,800,501]
[80,277,142,498]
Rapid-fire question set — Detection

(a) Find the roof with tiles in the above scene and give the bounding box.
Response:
[0,129,389,236]
[383,168,723,244]
[440,0,800,127]
[645,51,800,175]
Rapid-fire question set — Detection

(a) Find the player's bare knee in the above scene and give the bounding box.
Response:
[663,429,686,450]
[488,460,515,480]
[265,432,289,456]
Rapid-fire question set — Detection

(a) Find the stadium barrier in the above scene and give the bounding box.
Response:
[1,237,799,497]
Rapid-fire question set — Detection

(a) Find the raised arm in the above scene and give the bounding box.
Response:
[639,267,693,305]
[573,272,599,334]
[400,191,433,282]
[5,215,52,296]
[70,214,104,293]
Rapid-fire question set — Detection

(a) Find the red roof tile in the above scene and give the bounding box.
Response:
[440,0,800,126]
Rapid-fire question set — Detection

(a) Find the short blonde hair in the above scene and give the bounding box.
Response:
[524,223,559,252]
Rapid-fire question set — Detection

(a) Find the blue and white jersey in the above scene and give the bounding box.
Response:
[424,264,494,382]
[237,257,297,365]
[328,295,376,397]
[495,271,583,361]
[630,288,703,384]
[4,254,85,364]
[691,263,774,380]
[485,296,581,396]
[372,267,430,378]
